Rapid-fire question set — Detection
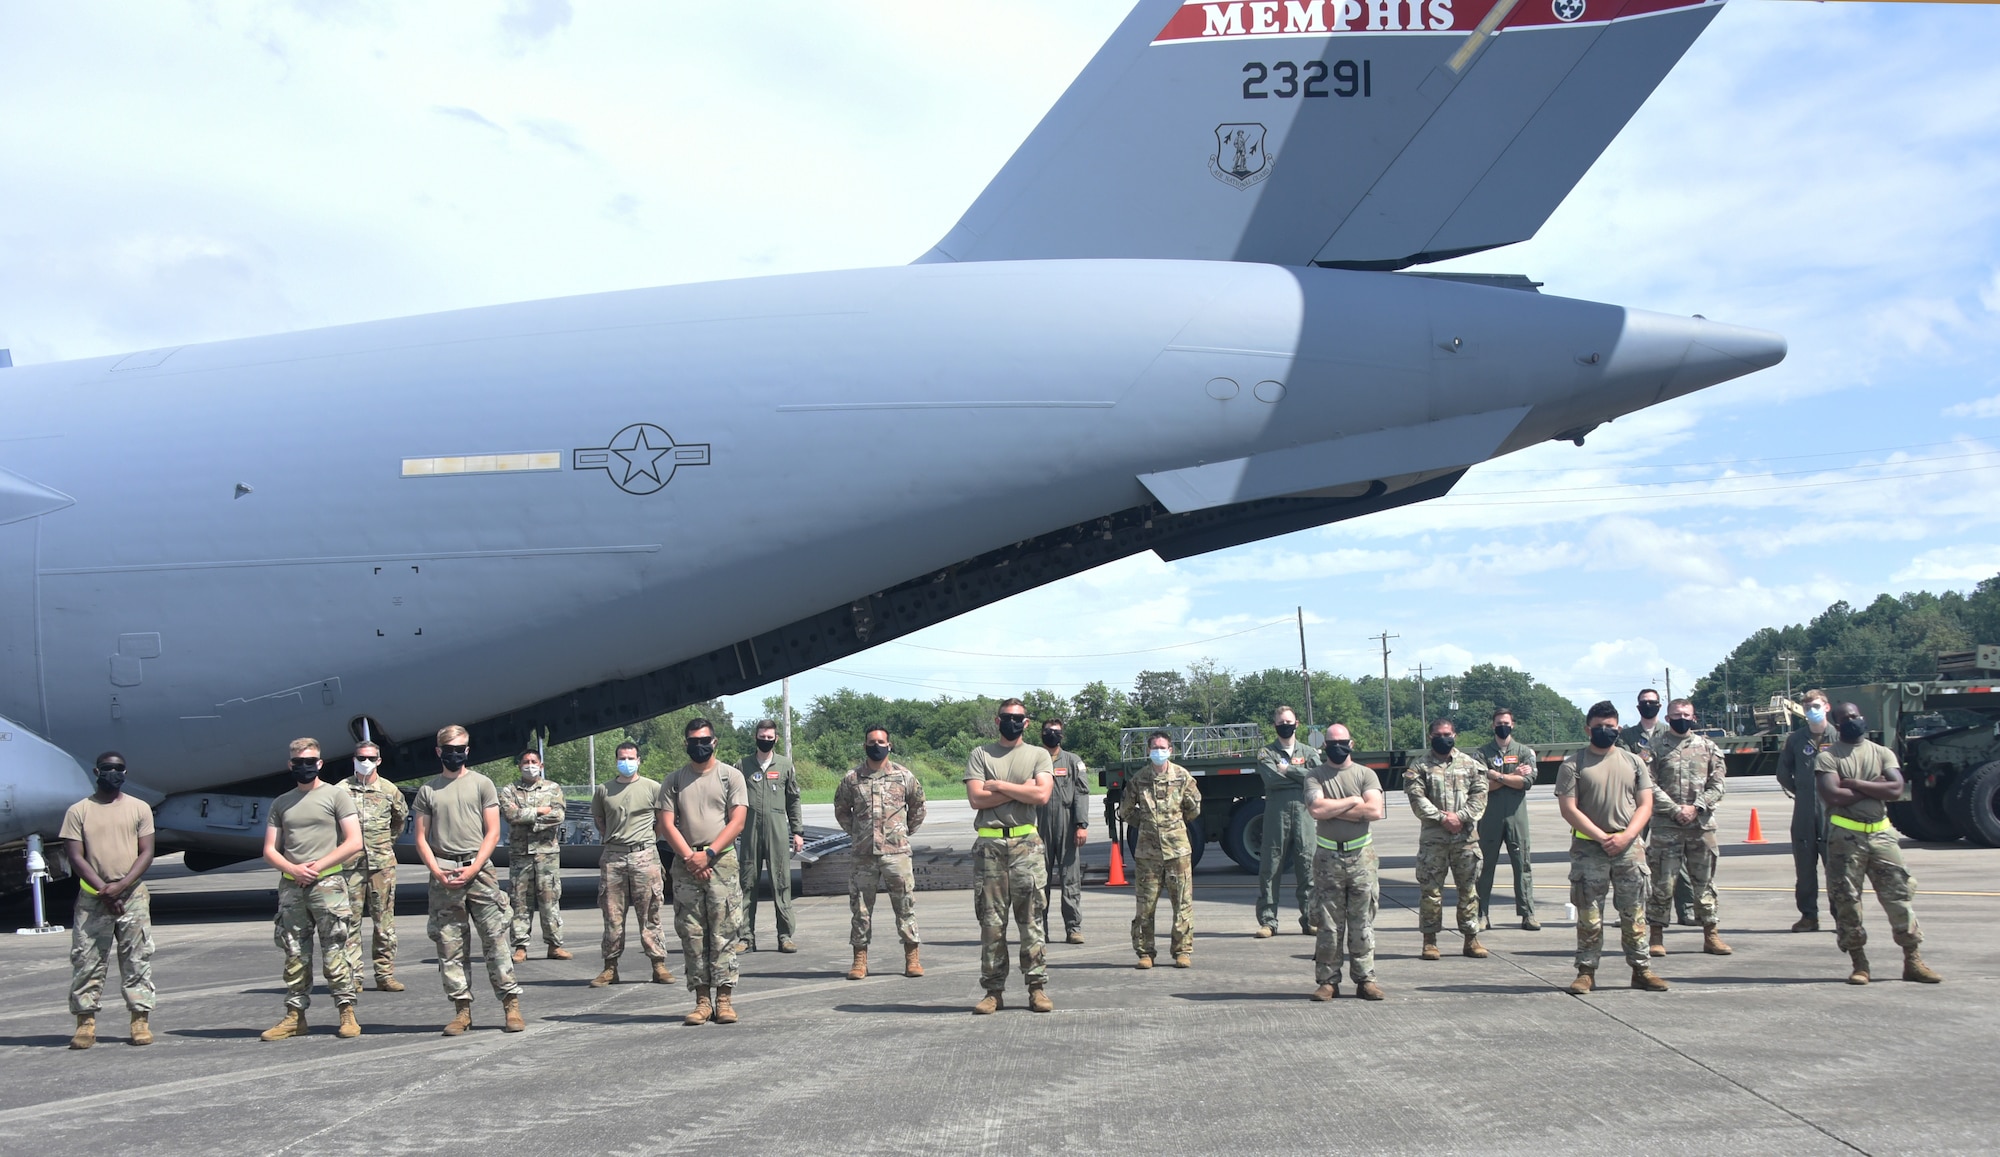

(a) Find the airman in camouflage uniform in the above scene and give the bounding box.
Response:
[1304,727,1387,1001]
[58,751,158,1048]
[341,742,409,991]
[965,699,1056,1014]
[1623,688,1696,925]
[1119,731,1201,968]
[413,727,526,1035]
[1646,700,1731,957]
[500,749,569,963]
[1558,703,1667,994]
[1405,719,1488,960]
[1815,703,1941,986]
[833,728,928,979]
[261,739,366,1040]
[661,719,750,1025]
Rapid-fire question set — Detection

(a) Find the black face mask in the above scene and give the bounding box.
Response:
[996,715,1027,741]
[290,761,321,784]
[439,746,469,770]
[1493,724,1513,741]
[1274,722,1297,740]
[685,737,716,762]
[1836,718,1867,743]
[94,767,126,793]
[1430,734,1455,756]
[1590,725,1619,750]
[1637,701,1661,720]
[755,736,777,753]
[1323,741,1351,763]
[1669,717,1693,734]
[864,742,891,762]
[1042,728,1063,749]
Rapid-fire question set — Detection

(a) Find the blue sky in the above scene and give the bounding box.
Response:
[5,0,1998,721]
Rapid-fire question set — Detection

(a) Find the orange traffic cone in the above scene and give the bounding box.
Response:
[1106,841,1129,887]
[1745,808,1765,844]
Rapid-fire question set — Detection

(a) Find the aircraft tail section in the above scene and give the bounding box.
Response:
[922,0,1725,269]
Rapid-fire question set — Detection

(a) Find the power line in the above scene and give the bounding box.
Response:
[1430,461,2000,508]
[887,617,1290,659]
[1471,437,1985,475]
[1454,447,2000,497]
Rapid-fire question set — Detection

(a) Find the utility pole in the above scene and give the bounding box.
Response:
[782,676,794,758]
[1297,607,1316,733]
[587,734,596,793]
[1777,655,1798,702]
[1664,667,1672,704]
[1371,631,1399,744]
[1409,662,1431,727]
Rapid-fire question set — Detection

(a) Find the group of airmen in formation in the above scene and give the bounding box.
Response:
[50,688,1943,1046]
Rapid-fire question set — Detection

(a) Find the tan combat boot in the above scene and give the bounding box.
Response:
[1420,934,1440,962]
[1027,985,1053,1013]
[973,990,1005,1015]
[128,1013,153,1046]
[375,973,405,992]
[1703,926,1733,955]
[1253,926,1275,939]
[1066,931,1085,945]
[1847,949,1870,985]
[1463,936,1488,959]
[684,987,713,1026]
[1355,980,1385,1002]
[1135,956,1153,970]
[1903,949,1942,984]
[68,1014,96,1050]
[501,994,526,1031]
[590,962,619,987]
[261,1008,307,1041]
[846,950,868,980]
[1565,971,1594,995]
[442,1000,473,1036]
[1630,966,1669,992]
[903,944,923,977]
[511,947,527,964]
[651,959,675,985]
[1173,953,1192,969]
[1310,983,1338,1002]
[713,987,738,1024]
[548,946,573,960]
[1649,926,1666,957]
[335,1002,361,1039]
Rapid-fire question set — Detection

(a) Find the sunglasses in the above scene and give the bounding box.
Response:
[289,758,321,770]
[442,745,469,755]
[999,714,1028,724]
[95,764,125,773]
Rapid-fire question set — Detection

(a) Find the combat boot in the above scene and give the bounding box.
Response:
[548,946,573,960]
[501,994,526,1031]
[1791,915,1820,933]
[261,1008,307,1041]
[511,946,527,964]
[1903,949,1942,984]
[973,990,1005,1015]
[778,937,798,954]
[1703,926,1733,955]
[651,959,675,985]
[1355,980,1385,1002]
[1565,971,1594,995]
[1310,983,1338,1001]
[1066,930,1085,945]
[442,1000,473,1036]
[1028,985,1053,1013]
[1521,916,1541,931]
[684,988,713,1026]
[1630,966,1669,992]
[1649,926,1666,957]
[713,987,738,1024]
[1173,954,1192,969]
[1254,926,1275,939]
[1847,949,1870,985]
[846,950,868,980]
[1135,956,1153,970]
[128,1013,152,1046]
[1420,934,1440,962]
[68,1014,95,1050]
[590,962,619,987]
[1463,936,1488,959]
[375,973,405,992]
[335,1002,361,1039]
[903,943,923,977]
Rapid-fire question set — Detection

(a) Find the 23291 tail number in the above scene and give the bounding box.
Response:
[1242,60,1372,99]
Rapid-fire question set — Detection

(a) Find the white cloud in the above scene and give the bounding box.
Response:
[1891,548,2000,585]
[1943,395,2000,419]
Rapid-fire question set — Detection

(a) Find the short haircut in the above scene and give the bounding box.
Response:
[1669,698,1694,711]
[95,750,125,765]
[999,697,1026,713]
[1587,700,1620,723]
[1429,718,1454,735]
[1636,688,1660,701]
[1042,716,1065,728]
[354,741,380,756]
[1148,729,1173,747]
[289,737,321,757]
[683,717,714,737]
[1491,708,1514,722]
[615,741,640,756]
[865,725,890,741]
[436,725,469,746]
[1273,705,1296,722]
[518,748,542,764]
[754,719,779,733]
[1802,688,1829,707]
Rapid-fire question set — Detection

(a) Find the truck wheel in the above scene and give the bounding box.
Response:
[1902,777,1961,843]
[1223,800,1264,874]
[1888,798,1955,843]
[1956,762,2000,847]
[1121,816,1206,870]
[1945,765,1998,847]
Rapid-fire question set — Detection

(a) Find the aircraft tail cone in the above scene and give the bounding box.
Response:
[1746,808,1766,844]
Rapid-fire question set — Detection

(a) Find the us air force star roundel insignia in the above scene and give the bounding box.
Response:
[573,424,711,495]
[1552,0,1586,21]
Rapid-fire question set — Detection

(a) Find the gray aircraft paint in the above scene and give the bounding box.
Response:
[0,0,1781,861]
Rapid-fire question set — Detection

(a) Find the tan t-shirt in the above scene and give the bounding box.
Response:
[1815,739,1898,825]
[1303,761,1382,847]
[1556,747,1653,835]
[269,782,360,865]
[662,763,747,846]
[592,776,663,847]
[412,771,500,858]
[963,741,1054,831]
[59,794,155,881]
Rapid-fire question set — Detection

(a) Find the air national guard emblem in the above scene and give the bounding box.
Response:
[574,423,711,495]
[1210,123,1273,190]
[1552,0,1587,21]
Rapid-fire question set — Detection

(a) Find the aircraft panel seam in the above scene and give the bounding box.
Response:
[42,543,662,577]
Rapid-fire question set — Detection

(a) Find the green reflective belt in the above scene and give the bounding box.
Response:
[282,861,346,883]
[78,879,99,896]
[1830,815,1889,834]
[1572,830,1601,841]
[976,824,1036,839]
[1316,834,1372,852]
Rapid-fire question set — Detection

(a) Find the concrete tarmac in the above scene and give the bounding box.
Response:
[3,780,1994,1156]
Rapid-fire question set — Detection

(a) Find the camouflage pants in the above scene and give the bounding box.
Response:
[1828,827,1922,952]
[1646,825,1719,927]
[1312,846,1378,985]
[599,844,669,962]
[1256,792,1314,930]
[849,851,919,949]
[1131,851,1193,960]
[672,847,742,991]
[1476,805,1535,919]
[70,885,156,1015]
[510,848,564,950]
[276,873,358,1010]
[1570,838,1650,973]
[1416,828,1482,936]
[426,863,521,1002]
[973,833,1047,992]
[343,862,398,981]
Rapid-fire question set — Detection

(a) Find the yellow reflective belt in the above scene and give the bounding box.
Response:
[282,861,347,883]
[1572,830,1598,840]
[78,879,99,896]
[976,824,1037,839]
[1316,834,1372,852]
[1829,815,1889,833]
